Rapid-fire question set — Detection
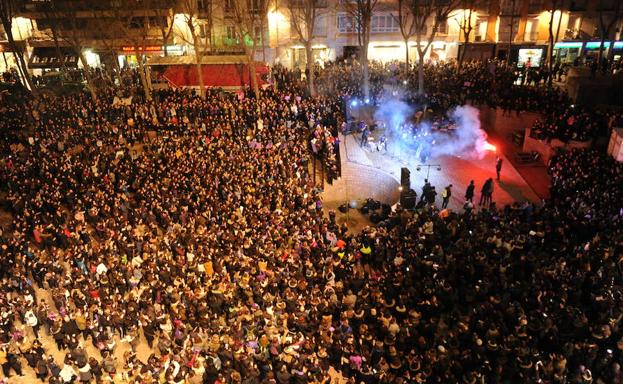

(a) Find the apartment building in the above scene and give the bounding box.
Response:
[1,0,622,75]
[265,0,623,68]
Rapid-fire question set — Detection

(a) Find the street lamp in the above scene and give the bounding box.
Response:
[415,164,442,179]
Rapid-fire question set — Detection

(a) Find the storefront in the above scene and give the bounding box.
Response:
[496,44,547,67]
[288,45,330,69]
[553,41,582,64]
[553,41,623,64]
[458,43,496,62]
[118,45,184,69]
[365,41,455,64]
[28,47,79,71]
[0,41,27,74]
[582,41,623,62]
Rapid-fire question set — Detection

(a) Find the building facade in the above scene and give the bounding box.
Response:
[1,0,622,76]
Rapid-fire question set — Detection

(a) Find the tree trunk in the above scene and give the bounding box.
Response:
[2,22,35,91]
[195,55,205,99]
[134,47,152,101]
[248,55,260,100]
[598,36,606,62]
[508,11,515,62]
[113,52,123,85]
[12,51,26,85]
[417,52,425,95]
[49,22,68,73]
[79,51,98,101]
[404,38,410,70]
[305,42,314,96]
[547,9,555,88]
[361,45,370,99]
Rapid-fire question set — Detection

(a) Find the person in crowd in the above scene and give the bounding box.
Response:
[441,184,452,209]
[465,180,475,202]
[495,156,503,181]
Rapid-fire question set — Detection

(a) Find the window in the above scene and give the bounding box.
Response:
[371,14,399,33]
[337,13,357,33]
[224,0,234,13]
[290,0,326,6]
[474,18,487,41]
[500,0,520,15]
[498,17,520,42]
[249,0,261,13]
[199,23,210,39]
[254,25,263,42]
[198,0,211,12]
[436,19,448,35]
[569,0,587,11]
[226,26,237,40]
[524,18,539,41]
[528,0,543,14]
[313,14,327,36]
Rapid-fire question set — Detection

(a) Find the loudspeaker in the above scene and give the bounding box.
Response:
[400,167,411,189]
[400,189,417,209]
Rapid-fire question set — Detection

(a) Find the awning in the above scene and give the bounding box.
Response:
[29,47,79,69]
[0,41,27,52]
[158,63,270,89]
[147,55,252,66]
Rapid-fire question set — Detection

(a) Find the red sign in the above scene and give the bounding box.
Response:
[121,46,162,53]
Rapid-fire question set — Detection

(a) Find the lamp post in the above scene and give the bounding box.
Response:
[415,164,442,180]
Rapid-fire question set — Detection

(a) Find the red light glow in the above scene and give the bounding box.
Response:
[483,141,497,152]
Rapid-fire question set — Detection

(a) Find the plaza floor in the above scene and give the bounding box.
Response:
[322,131,541,214]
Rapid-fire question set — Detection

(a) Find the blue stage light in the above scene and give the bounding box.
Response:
[350,99,358,107]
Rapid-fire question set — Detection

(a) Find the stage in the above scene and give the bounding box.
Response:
[322,130,541,216]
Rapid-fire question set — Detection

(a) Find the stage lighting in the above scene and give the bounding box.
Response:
[416,166,421,171]
[350,99,358,107]
[364,98,370,104]
[403,80,408,85]
[398,186,403,191]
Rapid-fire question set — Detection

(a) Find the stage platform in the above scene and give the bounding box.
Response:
[324,131,541,213]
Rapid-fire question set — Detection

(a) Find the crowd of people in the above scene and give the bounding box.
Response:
[529,104,622,143]
[0,59,621,384]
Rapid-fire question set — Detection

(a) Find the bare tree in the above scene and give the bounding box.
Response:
[455,0,478,70]
[39,1,69,74]
[47,2,99,101]
[596,0,623,63]
[507,0,518,62]
[230,0,266,100]
[177,0,214,99]
[394,0,416,71]
[344,0,378,99]
[0,0,36,91]
[115,1,178,101]
[545,0,563,87]
[411,0,459,94]
[289,0,324,95]
[158,8,176,57]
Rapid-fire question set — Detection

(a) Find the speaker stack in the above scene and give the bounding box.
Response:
[399,168,417,209]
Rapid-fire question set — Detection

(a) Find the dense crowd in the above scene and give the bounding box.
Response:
[315,59,623,143]
[315,59,571,116]
[0,60,621,384]
[530,104,622,143]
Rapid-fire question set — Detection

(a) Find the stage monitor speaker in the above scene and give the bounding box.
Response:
[400,167,411,189]
[400,189,417,209]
